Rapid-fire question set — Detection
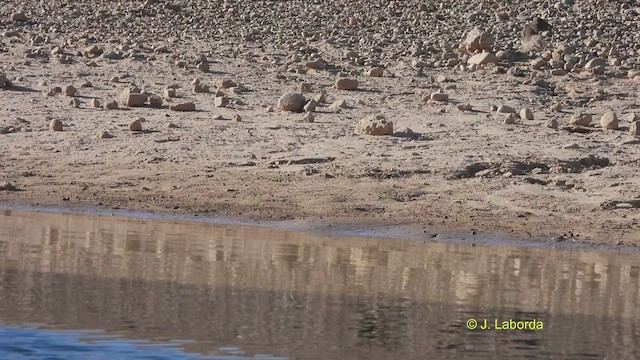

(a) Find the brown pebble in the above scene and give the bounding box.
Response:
[49,119,63,131]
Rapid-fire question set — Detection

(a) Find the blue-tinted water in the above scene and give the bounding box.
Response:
[0,325,285,360]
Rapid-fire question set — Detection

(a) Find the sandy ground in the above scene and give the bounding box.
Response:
[1,1,639,247]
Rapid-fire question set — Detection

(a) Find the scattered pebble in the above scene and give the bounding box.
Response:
[98,130,113,139]
[368,67,384,77]
[121,92,147,107]
[354,115,393,136]
[520,108,534,120]
[104,100,118,110]
[49,119,63,131]
[233,114,242,122]
[600,111,619,130]
[0,182,17,191]
[430,93,449,102]
[169,102,196,112]
[497,105,515,114]
[331,99,348,109]
[630,121,640,137]
[304,99,318,112]
[302,112,315,123]
[148,95,163,108]
[546,119,559,129]
[625,113,638,122]
[164,87,176,98]
[457,103,473,111]
[335,78,359,90]
[63,85,77,96]
[214,96,230,108]
[277,92,306,112]
[68,98,81,108]
[129,118,143,131]
[467,52,498,65]
[503,113,515,124]
[299,82,312,93]
[216,78,237,89]
[569,112,592,126]
[90,98,101,108]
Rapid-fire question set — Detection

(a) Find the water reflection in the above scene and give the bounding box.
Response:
[0,210,639,359]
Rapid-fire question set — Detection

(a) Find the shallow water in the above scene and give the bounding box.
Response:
[0,209,639,359]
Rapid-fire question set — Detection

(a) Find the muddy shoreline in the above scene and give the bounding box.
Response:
[1,1,639,249]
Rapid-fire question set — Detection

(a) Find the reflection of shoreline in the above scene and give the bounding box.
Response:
[1,210,639,320]
[1,210,639,359]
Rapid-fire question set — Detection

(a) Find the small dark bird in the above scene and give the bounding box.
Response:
[520,17,552,53]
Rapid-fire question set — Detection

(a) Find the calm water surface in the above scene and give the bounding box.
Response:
[0,209,639,359]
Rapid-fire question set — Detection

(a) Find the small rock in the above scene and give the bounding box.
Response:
[197,61,210,73]
[394,127,417,139]
[630,121,640,136]
[104,100,118,110]
[569,113,592,126]
[11,12,29,22]
[233,114,242,122]
[497,105,515,113]
[430,93,449,102]
[110,76,120,83]
[81,81,92,88]
[335,78,359,90]
[627,70,640,80]
[49,119,63,131]
[314,93,327,104]
[193,82,209,93]
[148,95,163,108]
[98,130,113,139]
[354,115,393,136]
[503,113,515,124]
[169,102,196,112]
[129,119,143,131]
[277,92,306,112]
[457,103,473,111]
[461,28,494,53]
[84,45,103,58]
[299,82,312,93]
[520,108,534,120]
[546,119,559,129]
[163,87,176,98]
[600,111,619,130]
[562,143,581,149]
[68,98,81,108]
[625,113,638,122]
[63,85,77,96]
[0,182,17,191]
[368,67,384,77]
[304,99,318,112]
[467,52,498,65]
[305,59,326,70]
[90,98,101,108]
[102,51,123,60]
[216,78,237,89]
[331,99,348,109]
[550,69,567,76]
[214,96,230,108]
[302,112,315,123]
[121,93,147,107]
[585,58,606,69]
